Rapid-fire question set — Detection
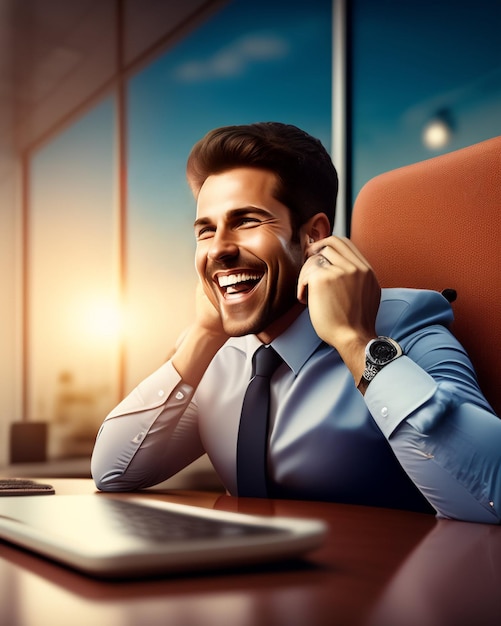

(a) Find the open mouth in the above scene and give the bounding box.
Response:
[217,272,263,297]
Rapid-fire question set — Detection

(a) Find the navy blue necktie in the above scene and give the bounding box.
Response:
[237,345,283,497]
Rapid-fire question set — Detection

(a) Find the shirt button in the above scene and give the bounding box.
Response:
[381,406,389,418]
[175,391,184,400]
[158,389,165,397]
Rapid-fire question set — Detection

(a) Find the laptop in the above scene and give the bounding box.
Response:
[0,493,327,579]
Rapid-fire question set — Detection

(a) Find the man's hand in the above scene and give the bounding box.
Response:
[194,282,228,339]
[297,236,381,387]
[171,282,229,388]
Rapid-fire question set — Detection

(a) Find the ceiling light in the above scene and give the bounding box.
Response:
[422,108,455,150]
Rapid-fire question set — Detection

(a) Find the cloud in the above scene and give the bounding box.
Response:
[174,33,289,82]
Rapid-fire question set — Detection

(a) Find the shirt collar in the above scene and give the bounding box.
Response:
[224,308,324,376]
[271,308,324,376]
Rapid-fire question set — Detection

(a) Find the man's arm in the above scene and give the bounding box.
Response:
[298,237,501,523]
[91,284,229,491]
[365,315,501,523]
[297,235,380,387]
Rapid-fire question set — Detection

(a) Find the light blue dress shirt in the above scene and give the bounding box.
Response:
[91,288,501,523]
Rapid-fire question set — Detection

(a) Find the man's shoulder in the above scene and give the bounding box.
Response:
[379,287,451,307]
[376,288,454,339]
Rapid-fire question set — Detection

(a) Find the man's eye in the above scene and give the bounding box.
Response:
[196,227,215,239]
[238,217,261,227]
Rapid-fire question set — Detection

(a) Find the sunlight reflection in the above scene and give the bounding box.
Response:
[80,298,124,343]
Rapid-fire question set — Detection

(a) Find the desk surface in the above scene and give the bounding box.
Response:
[0,479,500,626]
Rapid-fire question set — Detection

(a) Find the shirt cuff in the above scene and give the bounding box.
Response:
[106,360,193,419]
[365,356,438,438]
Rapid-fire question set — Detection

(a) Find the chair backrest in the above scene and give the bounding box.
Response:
[351,136,501,417]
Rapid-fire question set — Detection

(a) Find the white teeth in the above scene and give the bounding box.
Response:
[217,272,261,288]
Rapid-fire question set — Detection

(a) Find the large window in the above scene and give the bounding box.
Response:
[28,99,118,457]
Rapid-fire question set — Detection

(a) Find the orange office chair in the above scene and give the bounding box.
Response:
[351,135,501,417]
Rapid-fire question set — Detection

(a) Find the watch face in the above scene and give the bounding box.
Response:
[368,340,398,365]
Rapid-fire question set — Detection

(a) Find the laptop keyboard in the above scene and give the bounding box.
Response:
[104,498,283,542]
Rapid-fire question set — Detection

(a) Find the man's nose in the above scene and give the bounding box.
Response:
[207,228,239,262]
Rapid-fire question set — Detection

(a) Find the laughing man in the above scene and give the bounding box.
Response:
[92,122,501,523]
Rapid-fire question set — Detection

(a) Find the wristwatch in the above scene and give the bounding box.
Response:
[357,336,403,393]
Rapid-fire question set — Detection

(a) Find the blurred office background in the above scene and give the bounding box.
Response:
[0,0,499,472]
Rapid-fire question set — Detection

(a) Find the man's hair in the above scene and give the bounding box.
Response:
[186,122,338,233]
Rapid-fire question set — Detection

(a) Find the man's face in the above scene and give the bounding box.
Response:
[194,167,306,340]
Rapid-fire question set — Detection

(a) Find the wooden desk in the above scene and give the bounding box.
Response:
[1,479,500,626]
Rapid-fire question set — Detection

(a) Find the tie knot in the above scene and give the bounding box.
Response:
[252,345,282,378]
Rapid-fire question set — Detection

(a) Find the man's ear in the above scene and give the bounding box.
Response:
[300,213,332,247]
